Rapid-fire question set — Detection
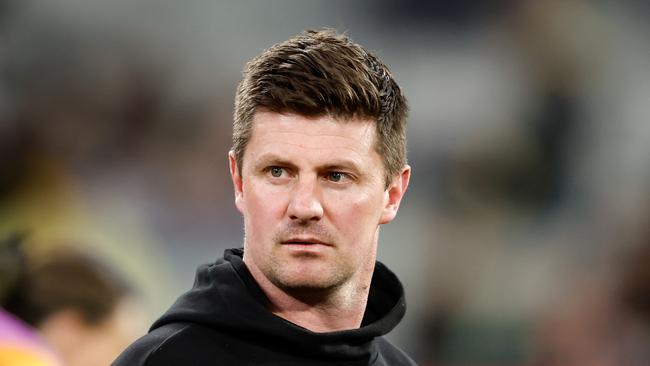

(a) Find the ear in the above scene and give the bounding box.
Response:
[229,151,245,214]
[379,165,411,225]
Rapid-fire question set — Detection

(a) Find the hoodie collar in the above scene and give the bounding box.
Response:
[152,248,407,361]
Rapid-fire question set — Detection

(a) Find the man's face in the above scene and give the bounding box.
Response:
[229,111,409,293]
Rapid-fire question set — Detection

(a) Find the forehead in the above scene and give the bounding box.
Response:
[244,111,379,163]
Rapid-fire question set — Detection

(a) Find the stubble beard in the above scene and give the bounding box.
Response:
[263,222,356,304]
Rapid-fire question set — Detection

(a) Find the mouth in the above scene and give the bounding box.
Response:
[281,237,331,246]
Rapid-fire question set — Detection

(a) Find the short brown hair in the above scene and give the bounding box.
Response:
[233,29,408,186]
[2,245,131,327]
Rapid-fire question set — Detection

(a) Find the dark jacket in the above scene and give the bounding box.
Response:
[113,248,417,365]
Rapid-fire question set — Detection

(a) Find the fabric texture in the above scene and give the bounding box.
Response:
[113,248,416,365]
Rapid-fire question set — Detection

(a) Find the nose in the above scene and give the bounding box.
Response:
[287,175,323,222]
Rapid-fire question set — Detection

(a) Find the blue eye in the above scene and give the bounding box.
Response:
[328,172,343,182]
[269,167,284,177]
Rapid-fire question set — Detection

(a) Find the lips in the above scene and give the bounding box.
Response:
[282,237,331,246]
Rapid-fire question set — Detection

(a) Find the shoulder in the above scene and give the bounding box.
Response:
[112,323,203,366]
[375,337,418,366]
[113,321,255,365]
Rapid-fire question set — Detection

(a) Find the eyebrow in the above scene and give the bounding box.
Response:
[253,153,363,174]
[253,155,299,171]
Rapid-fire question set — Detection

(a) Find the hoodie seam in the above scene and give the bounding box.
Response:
[143,323,193,365]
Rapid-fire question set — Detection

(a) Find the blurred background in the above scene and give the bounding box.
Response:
[1,0,649,365]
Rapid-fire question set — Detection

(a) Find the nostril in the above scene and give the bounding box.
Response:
[289,215,320,224]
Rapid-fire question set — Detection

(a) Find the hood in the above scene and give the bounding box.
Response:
[151,248,407,360]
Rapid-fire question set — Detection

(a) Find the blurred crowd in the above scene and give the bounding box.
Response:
[1,0,649,365]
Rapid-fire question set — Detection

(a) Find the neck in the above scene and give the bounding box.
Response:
[244,250,376,333]
[268,279,371,332]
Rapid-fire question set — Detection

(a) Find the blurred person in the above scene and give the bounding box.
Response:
[533,271,626,366]
[533,213,650,366]
[615,221,650,364]
[532,261,650,366]
[114,29,415,365]
[0,234,60,366]
[0,307,60,366]
[0,234,143,366]
[404,0,650,362]
[0,26,185,322]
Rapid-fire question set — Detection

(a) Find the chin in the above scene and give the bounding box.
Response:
[272,270,347,293]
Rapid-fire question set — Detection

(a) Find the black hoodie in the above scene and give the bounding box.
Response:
[113,248,417,365]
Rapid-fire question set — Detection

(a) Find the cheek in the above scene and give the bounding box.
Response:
[243,182,287,228]
[326,190,384,234]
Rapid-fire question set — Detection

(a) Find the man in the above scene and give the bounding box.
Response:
[113,29,415,365]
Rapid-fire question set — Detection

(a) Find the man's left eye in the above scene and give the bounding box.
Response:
[327,172,345,182]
